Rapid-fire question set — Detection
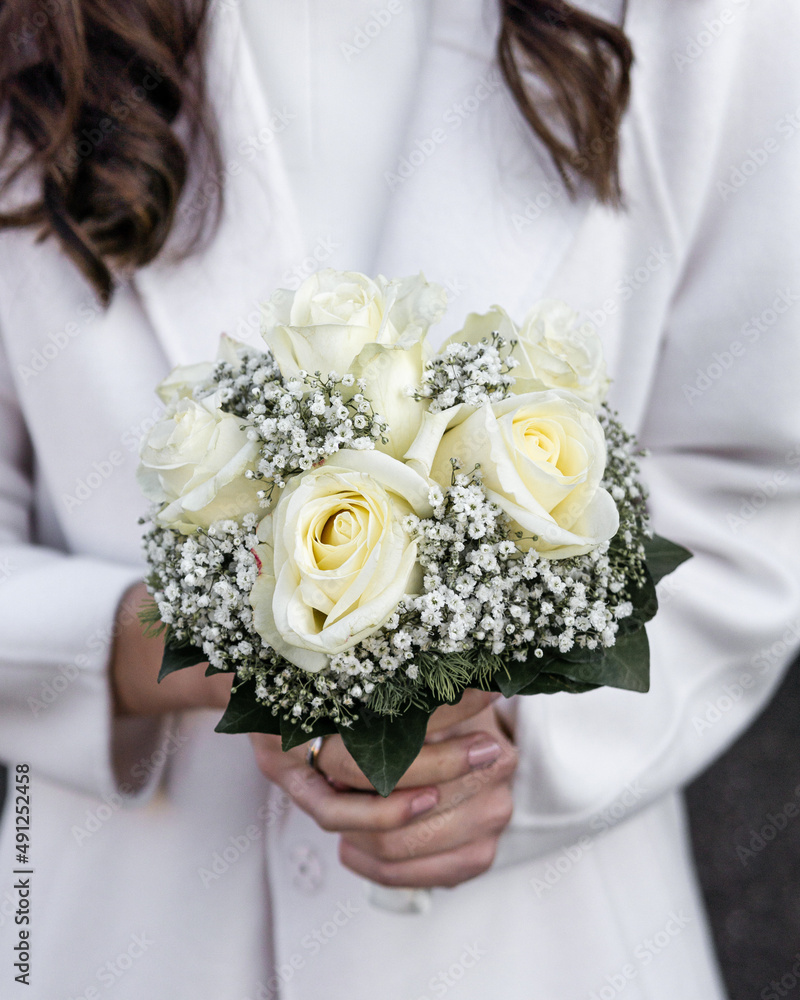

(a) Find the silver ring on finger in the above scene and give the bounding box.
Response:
[306,735,329,778]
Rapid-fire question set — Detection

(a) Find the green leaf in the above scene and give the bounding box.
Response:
[339,704,431,796]
[544,628,650,693]
[599,627,650,692]
[157,639,206,682]
[618,567,659,635]
[493,649,552,697]
[280,714,338,751]
[517,673,600,696]
[214,679,282,736]
[644,534,692,585]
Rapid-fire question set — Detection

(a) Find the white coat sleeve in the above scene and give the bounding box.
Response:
[0,331,169,803]
[499,0,800,861]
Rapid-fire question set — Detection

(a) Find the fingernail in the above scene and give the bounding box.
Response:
[468,739,501,769]
[410,791,438,816]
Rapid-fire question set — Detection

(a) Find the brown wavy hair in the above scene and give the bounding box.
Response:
[0,0,632,303]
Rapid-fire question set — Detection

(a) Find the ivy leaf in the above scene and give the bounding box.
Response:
[339,705,431,797]
[644,534,692,585]
[205,664,234,676]
[543,628,650,693]
[617,567,659,635]
[517,673,600,695]
[280,714,338,751]
[214,679,282,736]
[157,638,206,683]
[493,649,553,697]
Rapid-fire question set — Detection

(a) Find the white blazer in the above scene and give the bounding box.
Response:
[1,1,799,997]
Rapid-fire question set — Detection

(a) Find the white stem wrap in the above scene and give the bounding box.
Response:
[367,884,432,914]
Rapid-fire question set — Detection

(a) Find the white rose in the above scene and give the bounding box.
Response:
[154,335,251,405]
[249,449,433,671]
[407,390,618,558]
[261,268,446,378]
[349,339,428,460]
[155,362,215,405]
[439,304,519,355]
[138,394,262,532]
[513,301,609,409]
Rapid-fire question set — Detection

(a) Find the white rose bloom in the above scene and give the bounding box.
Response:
[439,304,519,355]
[513,300,610,409]
[409,390,619,558]
[137,394,262,533]
[349,339,428,460]
[262,269,446,458]
[154,335,251,405]
[249,449,433,672]
[155,362,215,405]
[261,268,446,379]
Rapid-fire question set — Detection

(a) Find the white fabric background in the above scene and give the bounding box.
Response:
[0,0,798,997]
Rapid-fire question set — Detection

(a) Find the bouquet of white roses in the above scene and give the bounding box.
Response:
[137,269,689,794]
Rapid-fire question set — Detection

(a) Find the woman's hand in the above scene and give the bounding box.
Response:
[111,581,231,716]
[249,690,518,889]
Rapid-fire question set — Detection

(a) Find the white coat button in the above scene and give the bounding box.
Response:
[289,843,324,894]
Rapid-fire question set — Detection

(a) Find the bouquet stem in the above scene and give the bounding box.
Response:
[367,884,432,915]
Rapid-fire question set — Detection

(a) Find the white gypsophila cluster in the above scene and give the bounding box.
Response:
[414,334,518,413]
[324,469,642,716]
[143,511,397,728]
[142,408,649,734]
[143,512,274,672]
[598,405,651,585]
[196,351,387,496]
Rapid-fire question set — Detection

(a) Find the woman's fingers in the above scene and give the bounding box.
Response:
[339,833,503,889]
[289,768,443,833]
[315,728,505,792]
[249,730,515,836]
[250,706,518,889]
[342,781,515,864]
[249,734,442,832]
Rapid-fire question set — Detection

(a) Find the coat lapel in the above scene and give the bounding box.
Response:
[134,0,306,368]
[136,0,629,365]
[371,0,629,342]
